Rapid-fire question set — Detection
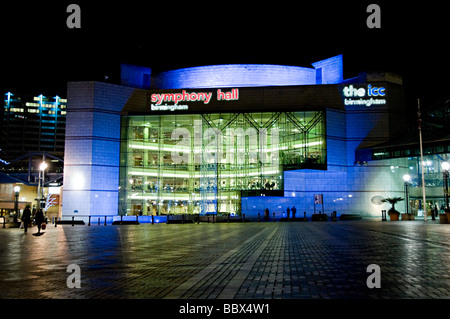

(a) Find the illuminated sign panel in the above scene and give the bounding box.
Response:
[150,89,239,111]
[342,84,386,107]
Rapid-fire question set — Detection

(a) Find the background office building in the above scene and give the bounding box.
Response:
[1,93,66,160]
[1,93,66,218]
[61,55,450,221]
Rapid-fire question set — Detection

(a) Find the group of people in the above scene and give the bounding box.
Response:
[285,206,297,219]
[20,205,45,234]
[263,206,298,221]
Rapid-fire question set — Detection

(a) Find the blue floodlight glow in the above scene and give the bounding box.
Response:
[156,64,316,89]
[154,55,343,89]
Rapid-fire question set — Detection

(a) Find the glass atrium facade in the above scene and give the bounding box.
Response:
[119,111,326,216]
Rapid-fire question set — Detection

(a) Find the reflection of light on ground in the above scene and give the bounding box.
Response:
[2,221,450,298]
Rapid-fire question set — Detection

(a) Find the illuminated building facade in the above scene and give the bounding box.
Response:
[62,56,449,221]
[121,110,325,216]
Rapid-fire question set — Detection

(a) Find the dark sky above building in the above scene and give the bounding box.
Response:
[1,1,449,113]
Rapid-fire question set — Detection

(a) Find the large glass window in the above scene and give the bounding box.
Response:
[119,111,326,216]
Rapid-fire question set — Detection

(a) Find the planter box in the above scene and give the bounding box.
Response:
[389,212,400,221]
[439,214,448,224]
[401,214,415,221]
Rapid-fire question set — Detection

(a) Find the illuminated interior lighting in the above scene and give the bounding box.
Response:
[128,169,279,178]
[128,194,241,201]
[128,140,323,153]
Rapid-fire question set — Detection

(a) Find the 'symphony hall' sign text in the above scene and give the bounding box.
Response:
[150,89,239,111]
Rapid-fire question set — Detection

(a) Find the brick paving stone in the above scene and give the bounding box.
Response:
[2,220,450,299]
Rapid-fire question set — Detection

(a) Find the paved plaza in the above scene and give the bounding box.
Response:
[1,219,450,300]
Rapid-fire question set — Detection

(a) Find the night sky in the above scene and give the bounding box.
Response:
[1,1,449,114]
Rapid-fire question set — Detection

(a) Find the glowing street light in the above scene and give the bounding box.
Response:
[37,161,48,210]
[39,162,48,171]
[403,174,411,183]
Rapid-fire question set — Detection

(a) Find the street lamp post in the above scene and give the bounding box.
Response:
[442,161,450,211]
[37,162,48,211]
[14,185,20,224]
[403,174,411,215]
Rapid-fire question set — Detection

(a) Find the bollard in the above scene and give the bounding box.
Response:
[98,217,100,225]
[136,215,139,223]
[120,215,123,225]
[72,216,75,227]
[55,217,58,227]
[152,215,154,225]
[88,216,91,226]
[381,210,387,221]
[273,212,275,222]
[3,215,5,228]
[104,216,107,226]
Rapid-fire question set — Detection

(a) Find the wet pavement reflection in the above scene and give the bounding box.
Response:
[1,221,450,299]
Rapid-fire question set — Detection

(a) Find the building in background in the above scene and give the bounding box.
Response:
[61,55,450,221]
[2,56,448,223]
[1,93,66,220]
[1,93,66,160]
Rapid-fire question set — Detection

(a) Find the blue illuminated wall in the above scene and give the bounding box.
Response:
[153,55,343,89]
[311,55,344,84]
[62,82,134,217]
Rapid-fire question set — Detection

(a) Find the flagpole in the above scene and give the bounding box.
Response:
[418,98,427,221]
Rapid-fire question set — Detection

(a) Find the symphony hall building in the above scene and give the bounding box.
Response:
[61,55,447,221]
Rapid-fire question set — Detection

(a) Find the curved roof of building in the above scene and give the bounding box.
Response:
[152,55,343,89]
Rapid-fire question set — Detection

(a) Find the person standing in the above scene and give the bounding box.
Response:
[291,206,297,220]
[286,207,290,220]
[264,208,269,222]
[21,205,32,233]
[35,209,45,234]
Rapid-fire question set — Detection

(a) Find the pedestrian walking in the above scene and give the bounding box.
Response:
[21,205,32,233]
[291,206,297,219]
[35,209,45,234]
[286,207,290,220]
